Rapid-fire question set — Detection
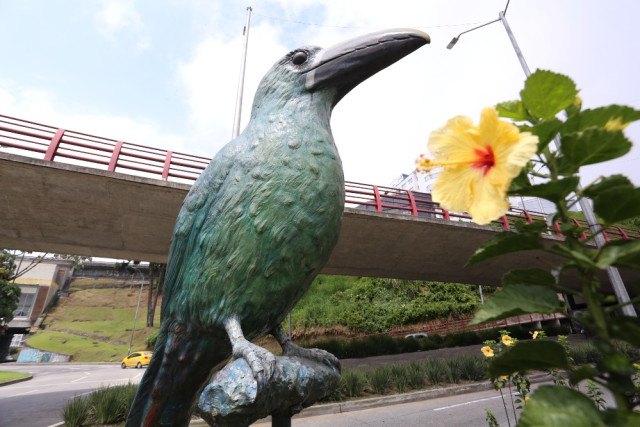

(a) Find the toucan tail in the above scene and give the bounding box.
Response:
[125,322,230,427]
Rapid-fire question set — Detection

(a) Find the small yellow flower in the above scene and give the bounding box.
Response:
[416,107,538,225]
[530,331,539,340]
[524,396,531,405]
[499,375,508,380]
[572,95,582,109]
[502,335,514,346]
[604,117,629,131]
[481,346,494,358]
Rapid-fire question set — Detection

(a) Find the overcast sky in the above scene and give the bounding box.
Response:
[1,0,639,188]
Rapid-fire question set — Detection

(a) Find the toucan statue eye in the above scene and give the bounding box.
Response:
[291,51,308,65]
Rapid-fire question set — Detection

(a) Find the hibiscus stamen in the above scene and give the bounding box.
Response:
[472,145,495,176]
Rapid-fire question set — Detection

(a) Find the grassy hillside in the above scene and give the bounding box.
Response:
[291,276,485,337]
[27,275,484,361]
[29,285,160,362]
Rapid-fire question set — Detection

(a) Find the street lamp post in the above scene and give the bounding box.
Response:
[127,268,146,355]
[447,1,637,317]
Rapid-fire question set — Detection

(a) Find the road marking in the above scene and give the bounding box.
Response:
[433,393,516,411]
[71,372,90,383]
[7,389,39,398]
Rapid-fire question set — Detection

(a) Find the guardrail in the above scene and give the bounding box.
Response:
[0,114,210,183]
[1,113,638,241]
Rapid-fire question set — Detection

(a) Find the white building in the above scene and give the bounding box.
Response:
[391,171,557,215]
[389,170,436,194]
[8,258,74,330]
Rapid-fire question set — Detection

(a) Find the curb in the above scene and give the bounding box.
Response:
[188,372,551,426]
[0,374,33,387]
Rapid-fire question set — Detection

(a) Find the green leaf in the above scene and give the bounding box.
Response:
[582,175,633,198]
[609,316,640,348]
[569,365,598,386]
[513,220,548,234]
[514,177,580,204]
[502,268,556,287]
[487,341,570,377]
[470,284,564,325]
[599,353,635,376]
[532,118,562,152]
[518,385,604,427]
[466,232,544,266]
[602,409,640,426]
[562,105,640,134]
[597,240,640,269]
[555,155,579,176]
[591,187,640,224]
[565,96,582,117]
[496,100,528,121]
[560,129,632,168]
[508,165,534,193]
[550,244,598,268]
[521,70,578,120]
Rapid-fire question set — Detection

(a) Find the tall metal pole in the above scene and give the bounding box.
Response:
[232,6,252,139]
[499,12,636,317]
[127,270,145,355]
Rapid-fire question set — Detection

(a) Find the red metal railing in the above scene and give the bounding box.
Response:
[1,113,638,241]
[347,313,564,341]
[401,313,564,337]
[0,114,210,184]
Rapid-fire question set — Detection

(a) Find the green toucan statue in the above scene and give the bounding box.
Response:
[126,28,430,426]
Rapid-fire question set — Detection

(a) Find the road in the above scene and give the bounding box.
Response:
[255,387,525,427]
[0,363,144,427]
[2,363,522,427]
[1,359,611,427]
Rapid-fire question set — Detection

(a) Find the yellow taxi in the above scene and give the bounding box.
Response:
[121,351,153,369]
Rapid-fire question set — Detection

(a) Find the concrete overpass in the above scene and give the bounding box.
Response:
[1,112,639,291]
[2,151,639,291]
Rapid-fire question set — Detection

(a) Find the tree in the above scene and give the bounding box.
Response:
[146,263,165,327]
[0,250,21,330]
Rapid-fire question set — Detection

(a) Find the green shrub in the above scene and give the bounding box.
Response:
[62,383,137,426]
[88,386,125,424]
[342,370,367,398]
[61,395,90,427]
[145,330,158,349]
[406,362,426,389]
[424,358,446,385]
[390,363,410,393]
[444,358,463,384]
[367,367,392,395]
[570,343,602,365]
[457,355,487,381]
[307,323,573,361]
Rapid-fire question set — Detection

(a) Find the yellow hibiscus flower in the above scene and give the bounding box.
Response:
[502,335,514,346]
[481,346,494,358]
[416,107,538,225]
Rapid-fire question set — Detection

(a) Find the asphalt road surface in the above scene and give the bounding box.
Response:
[0,363,144,427]
[254,387,527,427]
[2,362,521,427]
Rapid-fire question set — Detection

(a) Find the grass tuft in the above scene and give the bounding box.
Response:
[61,383,137,426]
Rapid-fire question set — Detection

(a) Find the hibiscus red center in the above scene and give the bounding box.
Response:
[473,145,495,176]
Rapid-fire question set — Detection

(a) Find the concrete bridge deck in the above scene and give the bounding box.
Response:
[2,151,638,291]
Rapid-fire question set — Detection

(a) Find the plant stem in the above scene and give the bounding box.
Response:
[507,380,518,422]
[499,388,512,427]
